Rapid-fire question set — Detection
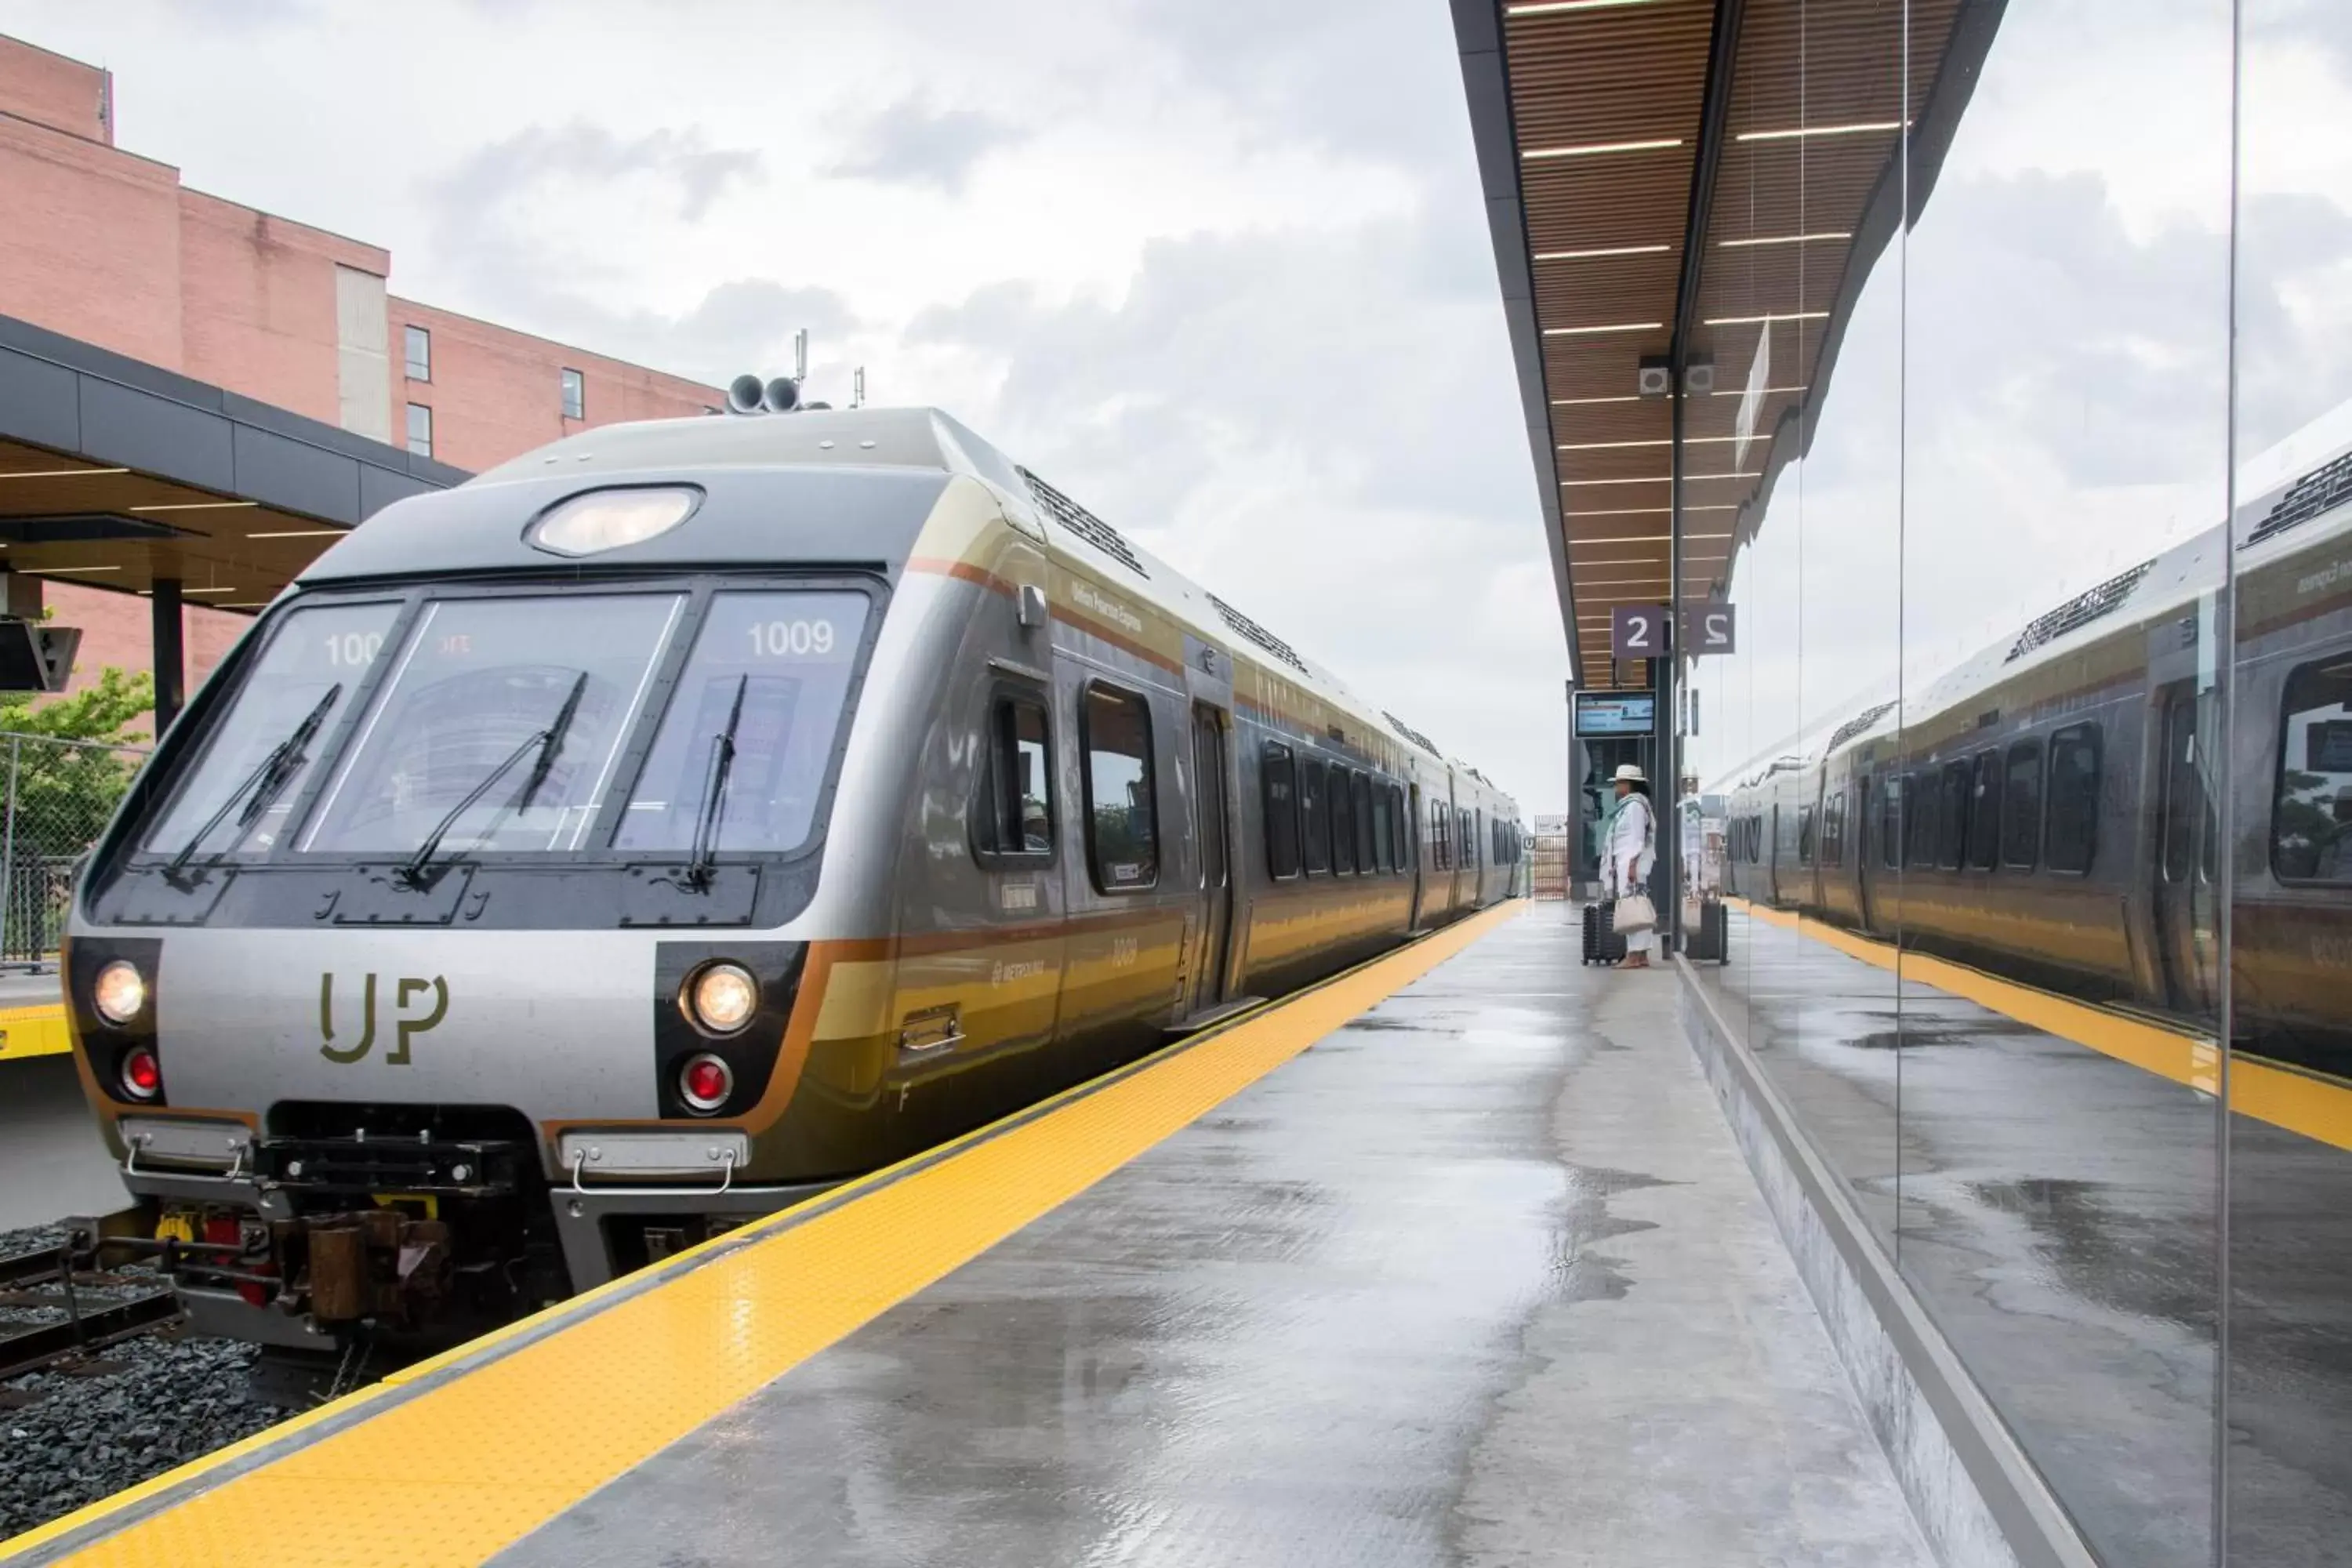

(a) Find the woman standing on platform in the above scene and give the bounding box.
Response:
[1601,764,1657,969]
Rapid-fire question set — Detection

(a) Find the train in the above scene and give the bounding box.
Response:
[60,405,1523,1357]
[1718,410,2352,1083]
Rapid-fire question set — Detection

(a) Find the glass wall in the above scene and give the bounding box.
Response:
[1678,1,2351,1562]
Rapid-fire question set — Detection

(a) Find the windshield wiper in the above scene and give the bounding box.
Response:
[163,683,343,880]
[685,675,749,890]
[399,671,588,887]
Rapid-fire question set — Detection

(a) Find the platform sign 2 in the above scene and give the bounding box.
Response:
[1610,605,1671,659]
[1684,604,1736,656]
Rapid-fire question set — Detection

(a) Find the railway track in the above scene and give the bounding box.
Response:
[0,1229,184,1387]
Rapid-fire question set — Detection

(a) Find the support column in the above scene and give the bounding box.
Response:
[151,577,183,736]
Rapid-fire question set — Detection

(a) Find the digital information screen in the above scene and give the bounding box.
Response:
[1574,693,1657,737]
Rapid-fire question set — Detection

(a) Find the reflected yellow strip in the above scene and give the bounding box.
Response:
[0,1002,70,1061]
[7,902,1524,1568]
[1724,898,2352,1152]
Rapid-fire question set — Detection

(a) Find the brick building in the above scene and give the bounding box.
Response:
[0,32,724,717]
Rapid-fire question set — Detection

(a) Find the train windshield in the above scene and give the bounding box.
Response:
[299,593,686,855]
[612,590,868,855]
[140,600,405,859]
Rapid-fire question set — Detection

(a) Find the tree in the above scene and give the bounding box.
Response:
[0,667,155,859]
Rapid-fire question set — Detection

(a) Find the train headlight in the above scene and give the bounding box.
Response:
[93,959,147,1026]
[684,962,759,1036]
[678,1052,734,1115]
[119,1045,162,1101]
[527,485,701,557]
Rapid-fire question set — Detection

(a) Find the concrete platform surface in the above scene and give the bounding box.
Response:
[498,906,1931,1568]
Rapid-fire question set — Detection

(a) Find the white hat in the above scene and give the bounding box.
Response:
[1612,764,1646,784]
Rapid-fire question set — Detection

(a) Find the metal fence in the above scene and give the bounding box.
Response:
[0,732,151,969]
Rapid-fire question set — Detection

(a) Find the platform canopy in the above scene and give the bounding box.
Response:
[0,311,465,612]
[1454,0,1971,691]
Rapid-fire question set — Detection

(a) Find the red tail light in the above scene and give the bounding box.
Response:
[120,1045,162,1101]
[679,1053,733,1114]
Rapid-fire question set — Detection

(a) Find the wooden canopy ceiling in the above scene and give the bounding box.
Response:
[1457,0,1965,691]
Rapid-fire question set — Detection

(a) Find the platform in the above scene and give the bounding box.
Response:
[2,904,1932,1567]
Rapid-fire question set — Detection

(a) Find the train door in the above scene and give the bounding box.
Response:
[1407,781,1427,928]
[1187,704,1235,1017]
[2153,684,2221,1016]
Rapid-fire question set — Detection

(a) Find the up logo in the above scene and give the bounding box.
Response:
[319,973,449,1065]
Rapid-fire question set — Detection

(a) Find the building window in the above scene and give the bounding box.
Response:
[404,325,430,383]
[2046,723,2101,873]
[405,401,433,458]
[561,368,585,420]
[972,687,1052,862]
[1264,742,1300,879]
[1080,684,1156,891]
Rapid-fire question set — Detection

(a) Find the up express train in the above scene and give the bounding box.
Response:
[63,407,1523,1353]
[1720,420,2352,1083]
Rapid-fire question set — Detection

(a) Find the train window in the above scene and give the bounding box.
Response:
[1937,761,1970,869]
[1301,760,1330,873]
[306,592,688,856]
[2001,741,2043,870]
[971,688,1054,861]
[1906,770,1938,867]
[1353,773,1376,871]
[1080,684,1158,891]
[1797,805,1816,866]
[140,599,406,861]
[2272,658,2352,882]
[1370,781,1392,872]
[2162,692,2220,884]
[1967,752,2002,871]
[1331,768,1358,875]
[1392,784,1408,869]
[1823,791,1846,868]
[2046,724,2100,874]
[608,592,869,857]
[1263,742,1301,879]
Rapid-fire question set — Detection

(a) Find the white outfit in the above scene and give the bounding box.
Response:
[1606,791,1657,959]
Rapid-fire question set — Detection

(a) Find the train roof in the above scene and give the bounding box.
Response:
[1706,399,2352,794]
[296,406,1515,811]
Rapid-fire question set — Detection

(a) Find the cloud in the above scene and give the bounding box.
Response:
[829,102,1029,195]
[434,120,762,223]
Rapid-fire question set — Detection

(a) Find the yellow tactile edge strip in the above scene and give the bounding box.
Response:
[5,901,1524,1568]
[1724,898,2352,1152]
[0,1003,71,1061]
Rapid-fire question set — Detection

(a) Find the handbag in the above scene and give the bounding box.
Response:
[1612,892,1657,935]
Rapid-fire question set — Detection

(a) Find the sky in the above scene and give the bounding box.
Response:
[0,0,1568,813]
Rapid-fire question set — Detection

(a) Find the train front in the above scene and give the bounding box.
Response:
[61,421,948,1359]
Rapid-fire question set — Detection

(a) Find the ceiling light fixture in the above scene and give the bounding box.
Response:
[1563,506,1670,517]
[1737,120,1905,143]
[246,528,344,539]
[1719,232,1853,248]
[1533,242,1672,260]
[129,500,260,513]
[181,586,238,595]
[1506,0,1663,14]
[0,467,130,481]
[1542,320,1664,336]
[1711,383,1808,395]
[1703,311,1830,325]
[1559,437,1671,452]
[20,564,121,575]
[1522,137,1682,162]
[1551,394,1643,406]
[1562,475,1671,487]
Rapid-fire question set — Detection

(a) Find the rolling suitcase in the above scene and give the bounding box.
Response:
[1581,900,1626,965]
